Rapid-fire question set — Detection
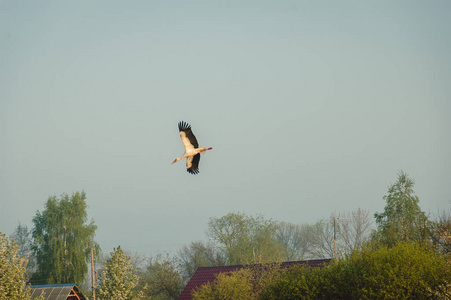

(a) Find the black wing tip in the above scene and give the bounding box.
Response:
[178,121,191,132]
[187,168,199,175]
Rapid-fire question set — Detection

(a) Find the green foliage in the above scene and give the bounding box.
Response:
[374,171,428,247]
[97,246,145,300]
[207,212,285,265]
[260,265,326,300]
[30,191,98,285]
[0,232,31,300]
[140,254,183,300]
[192,263,282,300]
[193,268,255,300]
[261,242,451,300]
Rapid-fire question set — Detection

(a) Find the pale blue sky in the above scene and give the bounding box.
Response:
[1,1,450,255]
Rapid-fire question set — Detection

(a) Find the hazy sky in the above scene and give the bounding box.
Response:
[1,1,450,255]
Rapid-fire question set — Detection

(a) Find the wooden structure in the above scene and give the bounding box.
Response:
[30,284,87,300]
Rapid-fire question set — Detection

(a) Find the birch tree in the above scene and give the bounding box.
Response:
[374,171,428,247]
[31,191,98,284]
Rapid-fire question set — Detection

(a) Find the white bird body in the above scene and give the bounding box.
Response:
[172,121,212,174]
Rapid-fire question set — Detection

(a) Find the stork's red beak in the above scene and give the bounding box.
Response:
[171,159,177,165]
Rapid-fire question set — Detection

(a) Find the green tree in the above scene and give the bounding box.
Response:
[97,246,145,300]
[30,191,98,284]
[207,212,284,265]
[139,254,183,300]
[374,171,428,247]
[0,232,31,300]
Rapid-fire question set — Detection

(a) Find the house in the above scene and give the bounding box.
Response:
[178,259,331,300]
[30,283,87,300]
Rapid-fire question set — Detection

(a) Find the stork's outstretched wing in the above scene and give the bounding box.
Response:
[178,121,198,152]
[186,154,200,174]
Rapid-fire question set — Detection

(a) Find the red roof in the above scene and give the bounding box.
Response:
[178,259,331,300]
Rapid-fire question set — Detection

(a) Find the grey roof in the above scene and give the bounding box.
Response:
[30,284,87,300]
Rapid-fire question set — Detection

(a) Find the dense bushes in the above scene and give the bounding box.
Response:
[261,242,451,300]
[192,264,282,300]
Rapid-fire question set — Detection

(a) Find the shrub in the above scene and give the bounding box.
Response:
[262,242,451,299]
[192,263,282,300]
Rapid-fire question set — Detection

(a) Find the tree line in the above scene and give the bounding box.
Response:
[1,171,451,299]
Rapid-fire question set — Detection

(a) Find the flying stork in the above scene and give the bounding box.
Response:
[171,121,212,174]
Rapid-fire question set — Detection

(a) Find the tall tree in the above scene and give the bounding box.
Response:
[374,171,428,247]
[9,223,32,258]
[304,218,335,259]
[30,191,98,284]
[178,241,226,282]
[335,208,373,255]
[140,254,183,300]
[275,222,310,261]
[207,213,284,265]
[9,223,36,279]
[429,210,451,256]
[97,246,145,300]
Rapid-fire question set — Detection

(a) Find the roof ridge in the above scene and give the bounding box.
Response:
[31,283,77,288]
